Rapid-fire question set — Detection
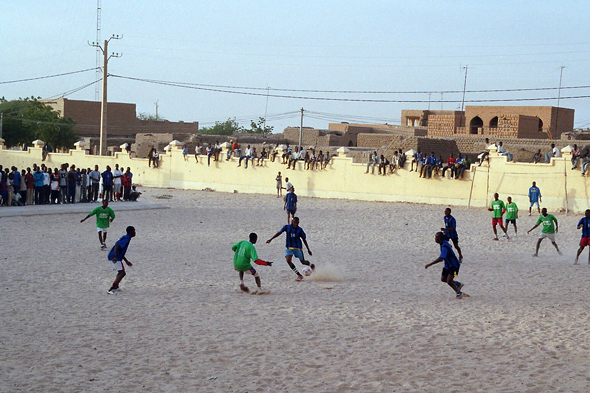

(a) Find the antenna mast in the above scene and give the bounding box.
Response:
[95,0,102,101]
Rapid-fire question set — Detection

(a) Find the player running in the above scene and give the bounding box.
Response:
[574,209,590,265]
[425,232,466,299]
[527,208,561,257]
[267,216,314,281]
[284,187,297,224]
[505,196,519,236]
[107,226,136,294]
[80,199,116,249]
[489,193,510,241]
[232,233,273,294]
[441,207,463,261]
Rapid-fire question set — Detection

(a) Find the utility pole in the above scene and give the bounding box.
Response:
[89,34,122,155]
[263,86,270,131]
[95,0,102,101]
[440,93,444,110]
[553,65,565,140]
[299,108,304,149]
[155,100,159,120]
[428,93,431,111]
[0,112,3,140]
[461,65,468,111]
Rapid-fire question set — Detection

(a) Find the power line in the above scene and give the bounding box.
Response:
[0,68,99,85]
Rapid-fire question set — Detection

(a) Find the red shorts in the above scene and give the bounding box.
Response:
[492,218,503,226]
[580,237,590,247]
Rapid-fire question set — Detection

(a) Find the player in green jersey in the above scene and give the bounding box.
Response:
[504,196,519,236]
[80,199,116,249]
[527,208,562,257]
[232,233,273,294]
[488,193,510,241]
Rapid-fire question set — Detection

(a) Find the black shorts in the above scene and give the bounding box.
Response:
[506,219,516,224]
[442,266,460,278]
[444,235,459,244]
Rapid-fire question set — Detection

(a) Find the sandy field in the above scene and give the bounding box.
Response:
[2,188,590,392]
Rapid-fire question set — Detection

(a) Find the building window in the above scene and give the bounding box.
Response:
[489,116,498,129]
[538,118,543,132]
[470,116,483,134]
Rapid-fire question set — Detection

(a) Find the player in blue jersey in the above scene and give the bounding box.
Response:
[425,232,465,299]
[575,209,590,265]
[441,208,463,261]
[528,181,542,215]
[267,216,314,281]
[284,187,297,224]
[107,226,136,294]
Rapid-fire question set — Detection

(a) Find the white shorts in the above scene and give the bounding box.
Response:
[113,184,122,193]
[97,227,108,233]
[109,260,123,271]
[539,233,556,242]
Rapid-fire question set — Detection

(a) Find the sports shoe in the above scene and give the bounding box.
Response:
[295,275,304,281]
[256,288,270,295]
[455,292,463,299]
[492,237,499,241]
[574,259,579,265]
[310,264,316,271]
[101,244,107,249]
[456,282,464,291]
[239,283,250,293]
[558,251,563,256]
[532,253,538,257]
[107,290,116,295]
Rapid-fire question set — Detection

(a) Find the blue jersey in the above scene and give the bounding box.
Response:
[528,186,541,202]
[108,234,132,261]
[280,225,306,249]
[439,240,461,270]
[285,193,297,211]
[579,217,590,238]
[102,171,113,186]
[443,215,458,239]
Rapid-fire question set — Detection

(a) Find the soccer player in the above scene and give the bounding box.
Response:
[489,193,510,241]
[527,208,561,257]
[574,209,590,265]
[425,232,465,299]
[267,216,314,281]
[232,233,273,294]
[528,181,542,216]
[80,199,116,249]
[440,207,463,261]
[284,187,297,224]
[107,226,136,294]
[505,196,519,236]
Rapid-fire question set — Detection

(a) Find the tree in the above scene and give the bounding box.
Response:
[0,97,77,150]
[138,112,166,121]
[200,117,244,135]
[248,117,273,134]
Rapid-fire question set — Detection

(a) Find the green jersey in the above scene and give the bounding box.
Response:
[505,202,518,220]
[536,214,558,234]
[232,241,259,271]
[490,200,505,219]
[89,206,115,228]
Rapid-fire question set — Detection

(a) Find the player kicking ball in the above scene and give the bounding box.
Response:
[527,208,562,257]
[267,216,314,281]
[425,232,467,299]
[232,233,273,295]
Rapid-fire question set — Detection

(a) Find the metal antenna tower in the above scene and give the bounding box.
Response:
[95,0,102,101]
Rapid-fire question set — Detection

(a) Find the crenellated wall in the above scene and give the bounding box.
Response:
[1,141,588,213]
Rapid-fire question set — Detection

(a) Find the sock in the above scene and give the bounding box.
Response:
[455,281,462,289]
[292,267,301,276]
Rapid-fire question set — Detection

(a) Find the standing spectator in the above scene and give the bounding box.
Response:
[19,169,27,203]
[43,167,51,204]
[89,165,100,202]
[365,151,379,174]
[67,166,77,204]
[25,167,34,205]
[11,166,21,195]
[122,168,132,201]
[59,164,68,203]
[80,168,88,202]
[113,164,123,201]
[182,145,188,160]
[152,150,160,168]
[50,168,60,204]
[285,177,293,193]
[571,144,582,169]
[544,143,560,163]
[276,171,283,198]
[194,143,201,163]
[528,181,542,216]
[33,167,44,205]
[102,165,114,202]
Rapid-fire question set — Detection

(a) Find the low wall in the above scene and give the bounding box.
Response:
[1,142,588,213]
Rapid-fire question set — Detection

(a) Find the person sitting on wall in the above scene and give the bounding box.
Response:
[571,144,581,170]
[389,151,399,173]
[153,150,160,168]
[397,149,407,169]
[454,154,467,179]
[426,152,438,178]
[257,147,267,167]
[544,143,560,163]
[497,141,514,162]
[282,143,292,164]
[532,149,542,164]
[226,140,234,161]
[287,146,300,170]
[477,138,491,166]
[378,155,389,176]
[581,149,590,176]
[418,153,430,178]
[316,151,324,170]
[238,145,253,168]
[410,150,422,172]
[442,153,456,179]
[147,147,155,167]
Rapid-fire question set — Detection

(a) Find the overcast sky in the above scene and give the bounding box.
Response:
[2,1,590,132]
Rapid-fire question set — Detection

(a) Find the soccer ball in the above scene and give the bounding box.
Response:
[301,266,313,276]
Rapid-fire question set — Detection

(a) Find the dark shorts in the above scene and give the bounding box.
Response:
[287,209,296,214]
[506,219,516,224]
[492,218,503,226]
[444,235,459,243]
[581,237,590,247]
[442,265,460,278]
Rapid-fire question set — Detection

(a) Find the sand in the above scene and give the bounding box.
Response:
[2,188,590,392]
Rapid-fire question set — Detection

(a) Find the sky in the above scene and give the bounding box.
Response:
[2,1,590,132]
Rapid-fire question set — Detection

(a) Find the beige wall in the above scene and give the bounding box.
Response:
[1,142,587,213]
